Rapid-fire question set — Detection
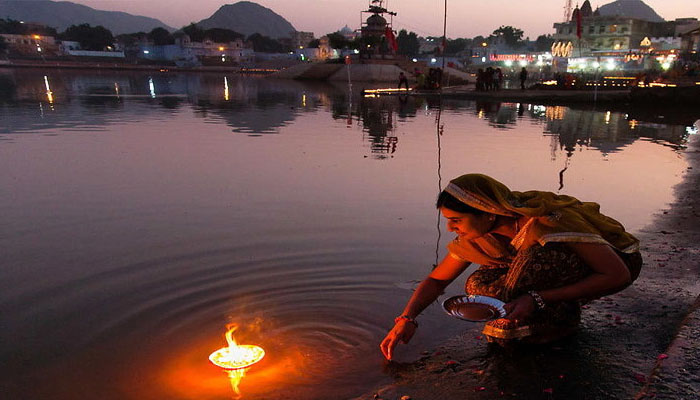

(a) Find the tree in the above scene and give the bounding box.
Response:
[307,38,320,48]
[445,38,472,55]
[148,27,174,45]
[246,33,288,53]
[182,23,206,42]
[326,32,350,49]
[60,24,114,51]
[115,32,147,48]
[396,29,419,56]
[491,25,525,49]
[535,34,555,52]
[204,28,245,43]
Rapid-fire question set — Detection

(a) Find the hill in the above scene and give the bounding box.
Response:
[0,0,174,34]
[597,0,664,22]
[196,1,296,39]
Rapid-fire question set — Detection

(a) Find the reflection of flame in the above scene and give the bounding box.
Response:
[224,77,229,101]
[209,325,265,397]
[44,75,53,104]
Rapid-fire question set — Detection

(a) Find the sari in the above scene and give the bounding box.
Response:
[443,174,642,343]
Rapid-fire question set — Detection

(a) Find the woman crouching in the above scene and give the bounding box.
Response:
[380,173,642,360]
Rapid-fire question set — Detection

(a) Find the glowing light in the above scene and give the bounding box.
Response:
[224,77,229,101]
[661,62,671,70]
[431,58,437,63]
[114,82,120,97]
[412,58,417,62]
[209,325,265,397]
[542,80,558,85]
[592,61,600,68]
[605,111,611,124]
[504,60,513,67]
[518,60,527,67]
[481,42,487,47]
[302,93,306,107]
[219,46,225,51]
[148,77,156,98]
[32,34,40,40]
[481,57,486,63]
[629,119,638,130]
[143,50,150,54]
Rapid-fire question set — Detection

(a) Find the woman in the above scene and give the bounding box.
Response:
[380,174,642,360]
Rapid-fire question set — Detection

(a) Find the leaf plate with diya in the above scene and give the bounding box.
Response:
[442,295,506,322]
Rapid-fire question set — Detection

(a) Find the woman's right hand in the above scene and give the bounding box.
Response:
[380,320,417,360]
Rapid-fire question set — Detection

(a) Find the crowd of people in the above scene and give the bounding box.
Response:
[475,67,504,91]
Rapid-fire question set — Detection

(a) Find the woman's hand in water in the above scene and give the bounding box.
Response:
[503,294,536,324]
[380,320,417,360]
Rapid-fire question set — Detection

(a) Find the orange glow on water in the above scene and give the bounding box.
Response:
[209,325,265,396]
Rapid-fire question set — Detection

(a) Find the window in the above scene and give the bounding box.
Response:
[599,26,606,33]
[621,26,629,34]
[610,25,617,33]
[589,25,595,34]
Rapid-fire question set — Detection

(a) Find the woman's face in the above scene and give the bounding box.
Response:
[440,207,494,240]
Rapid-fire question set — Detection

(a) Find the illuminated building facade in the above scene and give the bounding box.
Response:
[0,33,58,56]
[551,0,695,56]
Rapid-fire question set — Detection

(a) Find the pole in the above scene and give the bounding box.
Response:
[441,0,447,88]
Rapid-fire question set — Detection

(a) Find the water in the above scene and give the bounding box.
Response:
[0,68,697,399]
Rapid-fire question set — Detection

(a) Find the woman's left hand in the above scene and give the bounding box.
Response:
[503,294,536,323]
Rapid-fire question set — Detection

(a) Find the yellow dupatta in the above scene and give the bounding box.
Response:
[444,174,639,265]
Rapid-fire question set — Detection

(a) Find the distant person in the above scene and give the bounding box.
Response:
[476,68,485,92]
[520,67,529,90]
[485,67,494,91]
[380,173,641,359]
[415,69,427,90]
[495,68,503,91]
[398,72,409,90]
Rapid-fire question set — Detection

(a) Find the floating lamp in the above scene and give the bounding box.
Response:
[209,325,265,396]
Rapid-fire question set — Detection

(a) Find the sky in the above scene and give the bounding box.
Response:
[68,0,700,39]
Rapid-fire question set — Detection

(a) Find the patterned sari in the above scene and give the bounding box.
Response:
[443,174,643,344]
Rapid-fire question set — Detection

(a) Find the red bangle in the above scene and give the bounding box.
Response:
[394,315,418,327]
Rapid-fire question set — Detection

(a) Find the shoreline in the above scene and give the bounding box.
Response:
[355,134,700,400]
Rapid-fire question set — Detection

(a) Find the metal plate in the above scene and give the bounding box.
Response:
[442,295,507,322]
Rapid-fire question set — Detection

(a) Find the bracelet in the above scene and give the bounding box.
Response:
[528,291,546,310]
[394,315,418,327]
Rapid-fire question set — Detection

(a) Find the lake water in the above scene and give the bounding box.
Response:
[1,69,697,399]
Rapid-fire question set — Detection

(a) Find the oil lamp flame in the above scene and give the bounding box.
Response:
[209,325,265,396]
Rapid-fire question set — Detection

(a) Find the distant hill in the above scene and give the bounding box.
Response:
[598,0,664,22]
[0,0,174,34]
[196,1,296,39]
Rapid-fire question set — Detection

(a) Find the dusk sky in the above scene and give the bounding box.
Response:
[70,0,699,39]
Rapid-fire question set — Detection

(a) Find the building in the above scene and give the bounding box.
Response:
[0,33,58,56]
[289,31,315,50]
[552,0,681,56]
[679,24,700,53]
[139,35,254,66]
[338,25,359,41]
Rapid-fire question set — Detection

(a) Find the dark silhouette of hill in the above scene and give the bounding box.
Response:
[196,1,296,39]
[0,0,174,34]
[597,0,664,22]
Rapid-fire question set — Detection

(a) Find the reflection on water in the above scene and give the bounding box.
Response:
[0,68,698,399]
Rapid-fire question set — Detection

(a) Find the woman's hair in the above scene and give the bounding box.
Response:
[436,191,487,215]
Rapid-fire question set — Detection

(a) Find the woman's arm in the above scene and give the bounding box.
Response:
[504,242,632,321]
[380,255,471,360]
